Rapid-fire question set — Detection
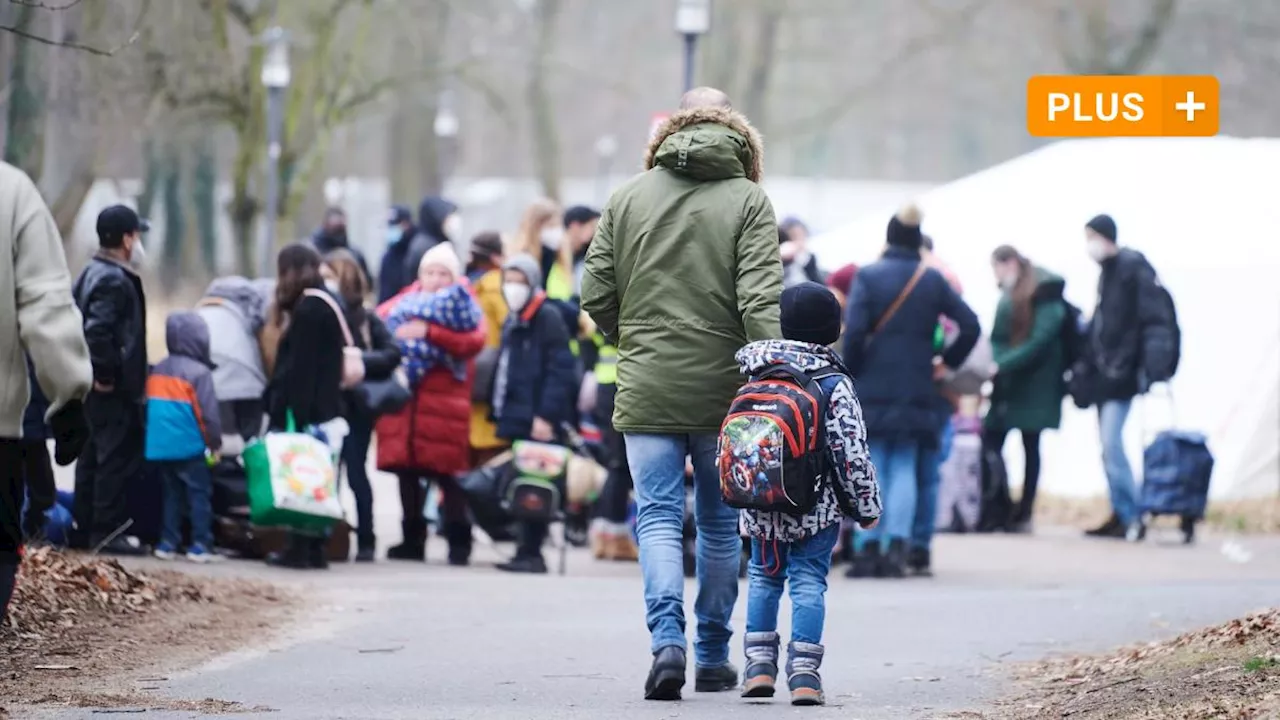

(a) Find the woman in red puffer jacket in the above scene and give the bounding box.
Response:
[375,243,486,566]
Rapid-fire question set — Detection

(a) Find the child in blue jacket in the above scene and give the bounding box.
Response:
[145,312,223,562]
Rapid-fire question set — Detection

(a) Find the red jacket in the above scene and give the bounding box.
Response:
[373,281,487,476]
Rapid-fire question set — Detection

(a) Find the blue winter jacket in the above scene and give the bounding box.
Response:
[490,293,577,441]
[842,246,980,446]
[145,312,223,461]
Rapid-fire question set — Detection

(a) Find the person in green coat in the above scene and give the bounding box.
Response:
[985,245,1067,533]
[581,86,782,700]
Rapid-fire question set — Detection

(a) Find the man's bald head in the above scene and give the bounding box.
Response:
[679,87,732,110]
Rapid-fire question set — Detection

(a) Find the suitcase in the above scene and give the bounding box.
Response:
[1140,430,1213,543]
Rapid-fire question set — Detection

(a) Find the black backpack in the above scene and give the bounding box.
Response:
[1144,278,1181,383]
[1059,299,1087,370]
[717,364,837,515]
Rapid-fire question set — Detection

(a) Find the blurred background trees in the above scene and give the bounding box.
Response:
[1,0,1277,281]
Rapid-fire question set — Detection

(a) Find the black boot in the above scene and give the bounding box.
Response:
[355,533,376,563]
[1084,514,1125,538]
[307,537,329,569]
[266,535,310,569]
[845,543,881,578]
[694,662,739,693]
[907,546,933,577]
[644,645,687,701]
[387,520,426,561]
[880,539,907,579]
[444,522,473,567]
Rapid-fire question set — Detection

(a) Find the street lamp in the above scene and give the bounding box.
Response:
[594,134,618,206]
[259,26,291,278]
[674,0,711,94]
[433,92,460,193]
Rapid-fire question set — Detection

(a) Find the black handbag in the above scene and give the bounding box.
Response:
[472,347,500,403]
[354,368,412,415]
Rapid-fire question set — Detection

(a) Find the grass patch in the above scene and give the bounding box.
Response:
[1244,655,1279,673]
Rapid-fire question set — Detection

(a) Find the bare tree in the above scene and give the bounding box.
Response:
[526,0,564,201]
[1047,0,1178,75]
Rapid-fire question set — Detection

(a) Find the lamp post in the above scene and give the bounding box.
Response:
[433,91,459,194]
[259,26,290,278]
[674,0,711,93]
[594,134,617,206]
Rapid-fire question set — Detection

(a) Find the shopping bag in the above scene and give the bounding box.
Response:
[243,410,344,532]
[503,440,570,522]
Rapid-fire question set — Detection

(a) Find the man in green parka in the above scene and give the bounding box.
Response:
[581,87,782,701]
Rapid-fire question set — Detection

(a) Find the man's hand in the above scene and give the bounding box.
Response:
[394,320,428,341]
[48,399,90,466]
[530,417,555,442]
[858,517,880,530]
[92,380,114,393]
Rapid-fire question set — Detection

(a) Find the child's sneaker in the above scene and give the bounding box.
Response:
[185,544,223,564]
[153,542,179,561]
[741,631,779,698]
[786,641,825,706]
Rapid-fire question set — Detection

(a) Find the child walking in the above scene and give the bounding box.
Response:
[732,282,881,705]
[145,312,223,562]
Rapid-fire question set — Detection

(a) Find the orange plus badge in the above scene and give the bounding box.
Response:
[1026,75,1219,137]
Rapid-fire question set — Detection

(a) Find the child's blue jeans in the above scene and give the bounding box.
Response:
[158,457,214,549]
[746,523,840,644]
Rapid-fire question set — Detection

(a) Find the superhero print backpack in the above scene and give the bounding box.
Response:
[717,364,836,515]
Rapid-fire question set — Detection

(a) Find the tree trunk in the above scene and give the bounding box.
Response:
[740,6,782,134]
[3,4,42,177]
[160,147,185,292]
[527,0,564,202]
[192,138,218,275]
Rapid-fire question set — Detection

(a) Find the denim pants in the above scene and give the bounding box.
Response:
[912,419,954,551]
[856,438,920,550]
[746,524,839,644]
[158,457,214,549]
[1099,399,1138,524]
[625,433,739,669]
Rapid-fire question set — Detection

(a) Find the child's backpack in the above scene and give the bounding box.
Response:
[717,364,839,515]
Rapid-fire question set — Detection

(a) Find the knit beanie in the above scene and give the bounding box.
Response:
[1085,214,1117,243]
[502,253,543,289]
[418,242,462,280]
[780,282,842,347]
[885,203,924,250]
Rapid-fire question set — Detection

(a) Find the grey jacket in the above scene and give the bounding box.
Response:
[196,276,272,401]
[0,162,92,438]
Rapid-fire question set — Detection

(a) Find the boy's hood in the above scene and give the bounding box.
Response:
[735,339,845,376]
[166,311,215,368]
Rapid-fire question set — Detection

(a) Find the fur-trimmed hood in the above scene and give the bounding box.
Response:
[643,106,764,183]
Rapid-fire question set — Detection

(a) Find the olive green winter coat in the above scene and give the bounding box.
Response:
[987,267,1068,432]
[581,106,782,434]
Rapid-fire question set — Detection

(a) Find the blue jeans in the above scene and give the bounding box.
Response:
[1099,399,1138,524]
[746,524,839,644]
[626,433,739,669]
[855,438,920,550]
[158,457,213,549]
[912,419,954,551]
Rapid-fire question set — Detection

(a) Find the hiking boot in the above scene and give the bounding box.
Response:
[644,645,687,701]
[387,521,425,561]
[695,662,739,693]
[1084,514,1125,538]
[786,641,825,706]
[445,522,473,567]
[741,631,779,698]
[845,544,880,579]
[307,538,329,569]
[495,555,548,574]
[879,539,907,579]
[907,546,932,577]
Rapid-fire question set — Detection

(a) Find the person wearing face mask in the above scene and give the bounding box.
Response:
[778,217,825,289]
[391,196,461,303]
[982,245,1067,534]
[376,205,418,303]
[70,204,153,555]
[308,207,370,283]
[1078,213,1180,541]
[489,253,577,574]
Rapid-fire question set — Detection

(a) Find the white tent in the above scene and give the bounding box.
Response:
[809,137,1280,501]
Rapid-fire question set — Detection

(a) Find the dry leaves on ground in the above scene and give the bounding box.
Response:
[1,548,293,714]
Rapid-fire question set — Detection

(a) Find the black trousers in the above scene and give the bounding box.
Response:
[219,399,266,442]
[1,438,36,619]
[593,382,632,524]
[72,392,144,544]
[981,426,1043,526]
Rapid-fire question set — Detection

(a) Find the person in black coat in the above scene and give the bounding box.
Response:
[264,243,347,569]
[71,205,151,555]
[1078,213,1178,539]
[19,357,55,542]
[490,253,577,574]
[842,204,980,578]
[320,249,402,562]
[378,196,460,303]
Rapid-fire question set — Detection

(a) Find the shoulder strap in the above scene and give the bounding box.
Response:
[302,288,355,347]
[873,263,928,334]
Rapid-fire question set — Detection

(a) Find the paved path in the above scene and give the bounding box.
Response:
[25,458,1279,719]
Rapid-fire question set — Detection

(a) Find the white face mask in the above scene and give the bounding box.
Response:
[1086,238,1112,263]
[324,279,342,296]
[542,228,562,250]
[386,226,403,245]
[443,214,463,239]
[502,282,531,310]
[997,272,1018,291]
[128,238,147,269]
